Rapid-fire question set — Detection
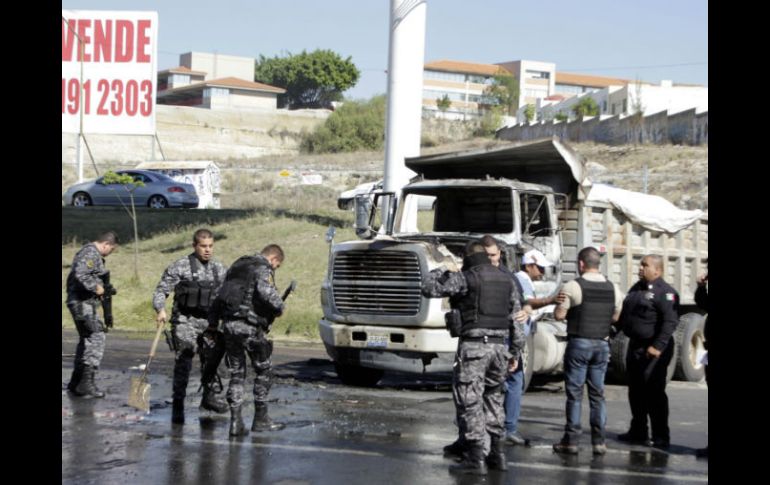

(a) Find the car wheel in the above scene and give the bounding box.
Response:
[72,192,92,207]
[148,195,168,209]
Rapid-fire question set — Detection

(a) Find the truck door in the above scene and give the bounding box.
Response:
[516,191,562,281]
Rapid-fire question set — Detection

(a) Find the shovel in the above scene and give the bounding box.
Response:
[128,324,165,412]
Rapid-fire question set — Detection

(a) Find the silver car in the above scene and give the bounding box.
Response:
[63,169,199,208]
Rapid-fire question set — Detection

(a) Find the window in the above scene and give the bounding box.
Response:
[622,99,628,113]
[602,101,607,113]
[406,187,513,233]
[525,70,550,79]
[519,193,551,239]
[203,87,229,98]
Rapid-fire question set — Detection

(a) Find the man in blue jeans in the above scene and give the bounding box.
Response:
[552,247,623,455]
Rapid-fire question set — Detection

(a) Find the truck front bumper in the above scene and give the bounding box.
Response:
[318,318,457,373]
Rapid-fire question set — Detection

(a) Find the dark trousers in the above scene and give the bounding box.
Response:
[626,338,674,441]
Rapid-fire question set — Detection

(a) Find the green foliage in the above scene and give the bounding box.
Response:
[523,104,536,123]
[436,94,451,112]
[101,171,145,280]
[102,171,144,188]
[300,95,386,153]
[554,112,568,122]
[572,97,600,118]
[484,71,519,115]
[474,106,504,137]
[255,49,360,109]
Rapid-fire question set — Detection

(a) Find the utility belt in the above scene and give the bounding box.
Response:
[459,335,505,344]
[567,334,610,342]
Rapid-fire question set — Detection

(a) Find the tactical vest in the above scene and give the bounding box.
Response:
[173,255,221,317]
[457,253,512,332]
[214,255,271,319]
[566,277,616,339]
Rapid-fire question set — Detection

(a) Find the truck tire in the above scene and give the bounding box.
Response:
[334,363,384,387]
[522,332,535,392]
[673,313,706,382]
[607,332,629,384]
[607,332,677,385]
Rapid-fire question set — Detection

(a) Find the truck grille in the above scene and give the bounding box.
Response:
[332,250,422,316]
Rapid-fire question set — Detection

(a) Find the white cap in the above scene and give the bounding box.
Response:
[522,249,554,268]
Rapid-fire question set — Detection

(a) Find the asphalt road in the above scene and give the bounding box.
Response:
[62,329,708,484]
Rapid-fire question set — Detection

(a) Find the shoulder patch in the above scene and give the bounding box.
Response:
[86,260,94,269]
[665,293,675,301]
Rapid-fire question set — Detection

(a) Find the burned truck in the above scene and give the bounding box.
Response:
[319,138,708,388]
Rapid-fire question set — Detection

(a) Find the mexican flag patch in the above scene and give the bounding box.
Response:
[665,293,675,301]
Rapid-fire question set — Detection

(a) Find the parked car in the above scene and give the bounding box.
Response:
[62,170,199,208]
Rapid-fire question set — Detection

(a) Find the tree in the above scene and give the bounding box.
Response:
[554,112,568,122]
[484,70,519,116]
[523,104,536,123]
[572,97,599,118]
[300,95,386,153]
[629,79,646,144]
[436,94,451,112]
[102,171,144,280]
[255,49,360,109]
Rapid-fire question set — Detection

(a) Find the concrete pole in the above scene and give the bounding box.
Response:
[383,0,426,195]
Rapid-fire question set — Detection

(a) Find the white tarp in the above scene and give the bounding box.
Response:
[586,183,703,233]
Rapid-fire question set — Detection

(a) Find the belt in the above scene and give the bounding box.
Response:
[460,336,505,344]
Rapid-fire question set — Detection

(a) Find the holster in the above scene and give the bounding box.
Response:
[445,309,462,338]
[164,329,177,352]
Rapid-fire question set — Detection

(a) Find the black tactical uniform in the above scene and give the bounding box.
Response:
[619,277,679,447]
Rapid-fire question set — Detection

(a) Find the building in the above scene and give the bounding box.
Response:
[422,58,706,125]
[157,52,286,111]
[422,60,502,119]
[535,80,708,122]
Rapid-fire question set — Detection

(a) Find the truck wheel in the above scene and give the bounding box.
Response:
[334,363,384,387]
[522,332,535,392]
[673,313,706,382]
[607,332,677,384]
[607,332,629,384]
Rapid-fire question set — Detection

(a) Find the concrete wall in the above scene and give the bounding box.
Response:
[497,109,708,146]
[62,104,330,164]
[209,90,277,111]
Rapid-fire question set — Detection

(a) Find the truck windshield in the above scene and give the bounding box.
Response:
[400,187,513,233]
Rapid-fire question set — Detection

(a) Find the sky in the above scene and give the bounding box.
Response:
[62,0,708,100]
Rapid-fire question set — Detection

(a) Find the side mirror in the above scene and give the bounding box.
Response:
[354,194,375,239]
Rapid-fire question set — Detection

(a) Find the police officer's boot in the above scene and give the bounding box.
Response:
[200,384,228,414]
[172,398,185,424]
[486,434,508,471]
[251,402,285,431]
[443,438,467,460]
[449,441,487,475]
[67,364,85,395]
[229,406,247,436]
[74,366,105,399]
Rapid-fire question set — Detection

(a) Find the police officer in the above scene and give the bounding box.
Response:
[552,246,623,455]
[209,244,286,437]
[66,231,120,398]
[423,241,525,475]
[694,263,708,459]
[153,228,229,424]
[617,254,679,449]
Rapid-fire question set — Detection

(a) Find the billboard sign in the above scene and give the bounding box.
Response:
[61,10,158,135]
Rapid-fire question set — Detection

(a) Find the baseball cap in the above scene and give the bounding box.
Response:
[522,249,554,268]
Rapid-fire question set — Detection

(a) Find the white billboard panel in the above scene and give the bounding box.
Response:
[61,10,158,135]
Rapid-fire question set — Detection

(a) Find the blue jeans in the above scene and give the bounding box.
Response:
[503,319,531,435]
[562,337,610,445]
[504,361,524,434]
